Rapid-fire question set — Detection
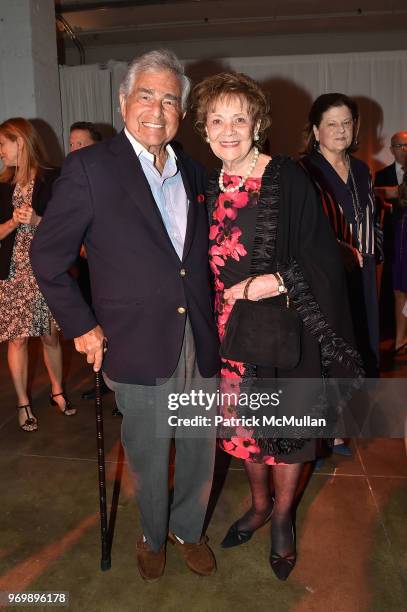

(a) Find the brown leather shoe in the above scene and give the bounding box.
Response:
[168,532,217,576]
[136,538,166,582]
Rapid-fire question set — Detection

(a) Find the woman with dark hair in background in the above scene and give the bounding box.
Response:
[192,74,362,580]
[301,94,380,381]
[0,117,75,432]
[301,94,380,459]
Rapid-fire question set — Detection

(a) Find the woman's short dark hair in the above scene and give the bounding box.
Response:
[303,93,360,155]
[70,121,102,142]
[191,72,271,147]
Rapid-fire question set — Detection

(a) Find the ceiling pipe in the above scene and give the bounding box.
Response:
[56,14,86,64]
[55,1,197,13]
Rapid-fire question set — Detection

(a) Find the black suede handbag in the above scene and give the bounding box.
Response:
[220,280,302,369]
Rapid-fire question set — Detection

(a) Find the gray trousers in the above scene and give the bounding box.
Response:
[105,319,216,552]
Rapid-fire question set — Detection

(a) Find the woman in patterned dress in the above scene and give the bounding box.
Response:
[192,73,362,580]
[0,118,76,432]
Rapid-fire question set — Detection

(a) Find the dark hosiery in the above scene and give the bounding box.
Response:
[235,461,274,531]
[270,463,303,556]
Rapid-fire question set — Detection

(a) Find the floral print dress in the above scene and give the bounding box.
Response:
[209,174,282,465]
[0,181,55,342]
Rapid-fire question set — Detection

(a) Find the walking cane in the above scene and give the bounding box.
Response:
[95,369,111,571]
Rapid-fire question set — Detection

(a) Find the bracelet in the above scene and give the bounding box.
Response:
[274,272,286,294]
[243,276,257,300]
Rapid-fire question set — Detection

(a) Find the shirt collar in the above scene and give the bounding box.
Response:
[124,127,177,164]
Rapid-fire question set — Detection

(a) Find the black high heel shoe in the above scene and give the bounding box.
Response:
[17,404,38,432]
[50,391,76,416]
[270,525,296,581]
[220,499,274,549]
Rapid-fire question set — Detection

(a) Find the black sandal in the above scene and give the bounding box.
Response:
[17,404,38,432]
[49,391,76,416]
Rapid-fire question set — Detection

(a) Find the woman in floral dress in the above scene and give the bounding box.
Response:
[192,73,363,580]
[0,118,75,432]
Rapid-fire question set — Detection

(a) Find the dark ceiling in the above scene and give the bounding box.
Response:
[55,0,407,49]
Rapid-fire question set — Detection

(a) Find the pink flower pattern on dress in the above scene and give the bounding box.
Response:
[209,175,276,463]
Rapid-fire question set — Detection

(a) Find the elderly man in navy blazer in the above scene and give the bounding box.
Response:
[31,50,219,582]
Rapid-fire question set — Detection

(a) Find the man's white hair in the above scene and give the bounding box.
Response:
[119,49,191,112]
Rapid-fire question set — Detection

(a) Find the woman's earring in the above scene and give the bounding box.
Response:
[205,135,210,143]
[254,131,259,142]
[314,139,319,149]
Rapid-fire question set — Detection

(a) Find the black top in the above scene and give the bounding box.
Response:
[301,151,375,255]
[0,168,59,280]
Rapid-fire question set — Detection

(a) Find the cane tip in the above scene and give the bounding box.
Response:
[101,558,111,571]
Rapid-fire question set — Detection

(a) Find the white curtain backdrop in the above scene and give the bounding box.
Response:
[222,50,407,171]
[59,50,407,170]
[59,64,114,153]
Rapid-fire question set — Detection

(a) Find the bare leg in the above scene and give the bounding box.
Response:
[41,323,76,415]
[394,290,407,350]
[8,337,37,430]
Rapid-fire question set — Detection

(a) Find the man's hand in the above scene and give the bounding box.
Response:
[339,241,363,272]
[74,325,106,372]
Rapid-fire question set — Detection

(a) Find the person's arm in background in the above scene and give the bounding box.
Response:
[0,214,19,240]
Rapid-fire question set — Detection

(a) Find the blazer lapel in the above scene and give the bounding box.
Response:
[177,155,197,261]
[109,132,179,258]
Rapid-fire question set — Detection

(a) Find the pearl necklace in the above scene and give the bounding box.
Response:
[218,147,259,193]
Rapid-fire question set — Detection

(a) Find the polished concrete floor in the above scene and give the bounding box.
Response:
[0,339,406,612]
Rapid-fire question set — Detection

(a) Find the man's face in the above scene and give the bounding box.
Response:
[390,132,407,167]
[69,129,96,151]
[120,69,183,153]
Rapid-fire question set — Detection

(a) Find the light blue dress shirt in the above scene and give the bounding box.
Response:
[124,128,189,260]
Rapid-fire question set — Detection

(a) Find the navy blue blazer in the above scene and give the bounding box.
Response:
[31,131,219,384]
